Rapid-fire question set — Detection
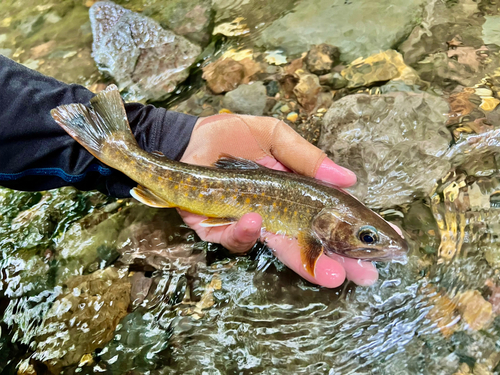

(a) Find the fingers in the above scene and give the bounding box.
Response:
[178,209,262,253]
[264,233,347,288]
[328,254,379,286]
[268,118,328,177]
[220,212,262,253]
[315,158,357,187]
[256,155,356,188]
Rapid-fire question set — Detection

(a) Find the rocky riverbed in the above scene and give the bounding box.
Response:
[2,0,500,374]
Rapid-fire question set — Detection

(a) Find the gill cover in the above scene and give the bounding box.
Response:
[310,207,408,261]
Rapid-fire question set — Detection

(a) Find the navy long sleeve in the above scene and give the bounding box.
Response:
[0,55,198,197]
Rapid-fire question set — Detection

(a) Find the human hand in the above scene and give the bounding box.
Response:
[179,114,379,288]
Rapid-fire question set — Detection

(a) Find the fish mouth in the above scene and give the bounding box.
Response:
[343,247,408,263]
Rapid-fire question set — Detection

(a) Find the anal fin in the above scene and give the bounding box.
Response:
[131,185,176,208]
[199,217,236,227]
[298,231,324,277]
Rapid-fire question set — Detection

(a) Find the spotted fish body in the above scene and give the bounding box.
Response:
[51,85,409,276]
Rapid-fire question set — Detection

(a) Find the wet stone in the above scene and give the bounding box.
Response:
[319,91,452,208]
[222,81,268,115]
[456,290,494,331]
[304,43,340,75]
[32,267,131,371]
[143,0,213,46]
[319,72,348,89]
[256,0,425,61]
[293,73,322,113]
[342,49,421,89]
[202,57,261,94]
[89,1,201,101]
[399,0,484,66]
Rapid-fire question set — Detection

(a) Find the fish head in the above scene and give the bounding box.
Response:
[311,205,408,262]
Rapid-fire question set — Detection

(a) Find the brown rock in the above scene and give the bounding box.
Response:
[293,73,322,112]
[456,290,494,331]
[342,49,421,88]
[202,57,261,94]
[30,41,56,59]
[485,279,500,315]
[447,88,477,125]
[285,57,304,76]
[426,289,460,338]
[305,43,340,75]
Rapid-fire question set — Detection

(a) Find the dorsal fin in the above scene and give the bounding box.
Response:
[213,155,261,170]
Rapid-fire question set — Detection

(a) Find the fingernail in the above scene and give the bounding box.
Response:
[316,158,357,187]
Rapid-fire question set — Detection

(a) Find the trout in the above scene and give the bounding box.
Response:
[51,85,408,276]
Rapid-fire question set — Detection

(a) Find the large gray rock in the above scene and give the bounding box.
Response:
[222,82,268,115]
[319,92,452,208]
[256,0,425,62]
[90,2,201,101]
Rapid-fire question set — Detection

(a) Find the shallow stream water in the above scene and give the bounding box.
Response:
[2,0,500,374]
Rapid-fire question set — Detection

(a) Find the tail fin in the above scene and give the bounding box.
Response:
[51,84,136,162]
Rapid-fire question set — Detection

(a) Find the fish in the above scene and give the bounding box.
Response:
[51,84,408,277]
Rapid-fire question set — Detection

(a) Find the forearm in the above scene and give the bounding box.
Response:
[0,55,197,197]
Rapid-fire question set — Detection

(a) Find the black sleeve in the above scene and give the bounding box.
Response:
[0,55,198,197]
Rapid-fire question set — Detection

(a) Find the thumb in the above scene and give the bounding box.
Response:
[261,118,357,187]
[269,119,326,177]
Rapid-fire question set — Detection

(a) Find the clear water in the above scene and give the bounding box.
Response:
[1,0,500,374]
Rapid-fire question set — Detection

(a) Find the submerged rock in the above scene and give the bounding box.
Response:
[304,43,340,75]
[256,0,425,62]
[319,91,452,208]
[222,82,268,115]
[202,56,261,94]
[33,267,131,371]
[342,50,421,88]
[399,0,484,65]
[293,73,322,113]
[89,1,201,101]
[146,0,213,46]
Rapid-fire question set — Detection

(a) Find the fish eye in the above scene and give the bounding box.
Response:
[358,226,379,245]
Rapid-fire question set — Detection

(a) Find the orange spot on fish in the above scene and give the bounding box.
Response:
[245,198,251,204]
[294,211,298,216]
[174,185,179,189]
[198,193,203,198]
[272,202,276,208]
[284,207,288,213]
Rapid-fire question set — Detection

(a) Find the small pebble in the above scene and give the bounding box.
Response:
[280,105,290,113]
[287,112,298,122]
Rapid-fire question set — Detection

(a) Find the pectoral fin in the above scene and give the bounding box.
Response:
[199,217,236,227]
[298,231,324,277]
[130,185,176,208]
